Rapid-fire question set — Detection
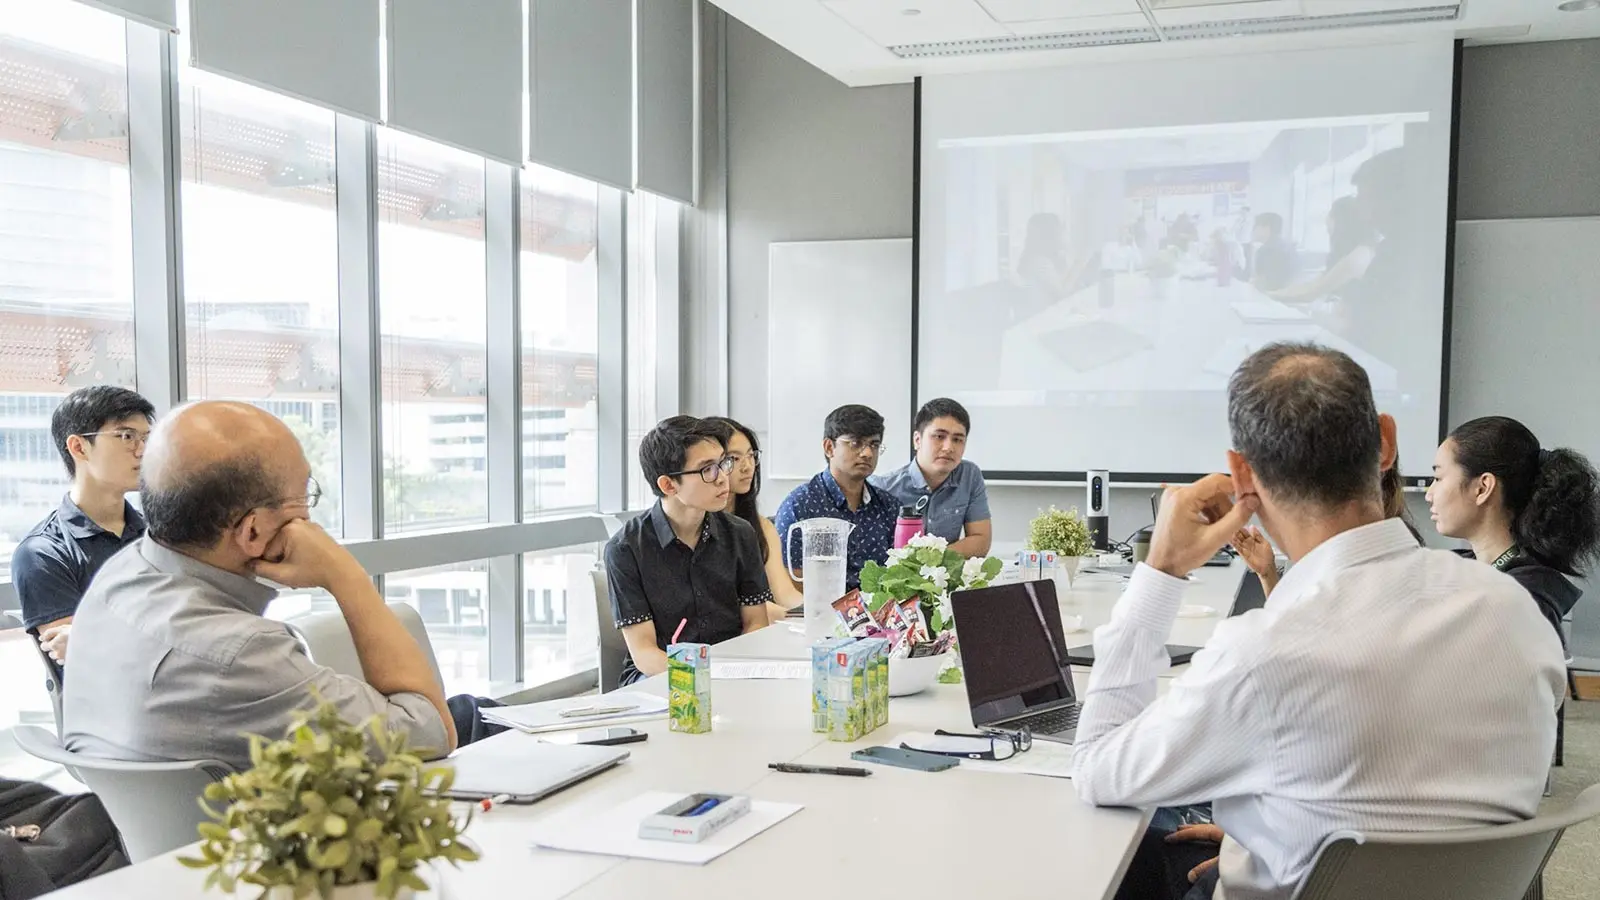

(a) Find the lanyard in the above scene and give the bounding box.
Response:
[1490,546,1521,572]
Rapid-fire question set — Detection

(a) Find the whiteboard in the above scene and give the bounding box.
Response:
[766,239,912,480]
[1451,218,1600,457]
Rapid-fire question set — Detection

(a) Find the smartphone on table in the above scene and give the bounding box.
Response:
[543,726,648,747]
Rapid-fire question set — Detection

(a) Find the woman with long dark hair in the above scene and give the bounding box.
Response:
[1426,416,1600,636]
[1267,196,1378,303]
[703,417,803,621]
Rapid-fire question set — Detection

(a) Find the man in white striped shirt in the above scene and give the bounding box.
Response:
[1072,343,1567,900]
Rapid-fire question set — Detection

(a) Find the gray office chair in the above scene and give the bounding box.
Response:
[284,601,445,688]
[590,566,628,693]
[1566,582,1599,679]
[1,612,65,736]
[1290,783,1600,900]
[11,725,231,863]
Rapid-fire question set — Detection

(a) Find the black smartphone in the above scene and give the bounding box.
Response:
[544,726,648,747]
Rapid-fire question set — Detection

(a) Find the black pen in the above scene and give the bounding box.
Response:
[768,763,872,777]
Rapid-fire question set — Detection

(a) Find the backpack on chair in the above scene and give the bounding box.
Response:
[0,778,128,900]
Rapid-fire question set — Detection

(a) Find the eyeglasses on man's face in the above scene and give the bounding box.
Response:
[670,456,735,484]
[230,476,323,530]
[834,436,883,456]
[80,428,151,450]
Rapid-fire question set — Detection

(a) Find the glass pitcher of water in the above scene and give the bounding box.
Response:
[786,517,855,642]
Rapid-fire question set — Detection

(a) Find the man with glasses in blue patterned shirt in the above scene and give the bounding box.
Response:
[13,386,156,678]
[774,404,898,591]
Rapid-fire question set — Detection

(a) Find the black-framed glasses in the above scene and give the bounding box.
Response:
[669,456,735,484]
[79,428,151,449]
[230,476,323,529]
[728,449,762,469]
[900,728,1033,761]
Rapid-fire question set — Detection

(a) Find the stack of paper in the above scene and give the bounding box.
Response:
[482,690,667,734]
[528,790,804,864]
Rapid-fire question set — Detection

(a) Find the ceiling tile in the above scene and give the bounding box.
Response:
[1153,0,1303,26]
[1301,0,1457,14]
[1006,12,1154,34]
[821,0,1010,46]
[977,0,1143,23]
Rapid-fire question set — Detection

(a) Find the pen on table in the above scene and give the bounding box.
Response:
[767,763,872,777]
[479,793,513,812]
[559,703,641,719]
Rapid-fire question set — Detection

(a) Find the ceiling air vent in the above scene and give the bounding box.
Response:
[1161,4,1460,41]
[889,26,1158,59]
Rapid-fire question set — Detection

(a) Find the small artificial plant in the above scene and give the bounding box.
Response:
[179,698,478,899]
[1026,506,1094,558]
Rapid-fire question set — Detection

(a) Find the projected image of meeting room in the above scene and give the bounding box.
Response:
[935,116,1436,407]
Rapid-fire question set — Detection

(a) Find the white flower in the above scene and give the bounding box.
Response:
[961,556,986,587]
[920,565,950,591]
[886,546,913,564]
[907,533,949,553]
[937,591,953,623]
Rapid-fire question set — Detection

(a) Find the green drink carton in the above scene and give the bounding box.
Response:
[827,643,872,742]
[811,637,855,733]
[667,642,712,733]
[858,637,889,730]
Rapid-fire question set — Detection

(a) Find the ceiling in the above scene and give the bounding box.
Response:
[707,0,1600,86]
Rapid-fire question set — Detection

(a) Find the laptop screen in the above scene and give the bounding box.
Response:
[1230,570,1268,617]
[951,581,1075,713]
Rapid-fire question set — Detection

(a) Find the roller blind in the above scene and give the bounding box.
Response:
[387,0,524,165]
[635,0,696,204]
[81,0,177,31]
[528,0,632,190]
[189,0,381,121]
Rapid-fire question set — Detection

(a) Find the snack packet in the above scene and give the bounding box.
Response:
[833,590,874,637]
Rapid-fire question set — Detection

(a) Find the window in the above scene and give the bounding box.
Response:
[520,166,599,516]
[625,191,679,509]
[377,129,488,534]
[178,69,342,535]
[0,0,131,778]
[385,559,493,697]
[523,545,600,686]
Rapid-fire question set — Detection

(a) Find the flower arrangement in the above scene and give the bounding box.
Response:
[858,533,1002,638]
[179,698,478,899]
[1026,506,1094,558]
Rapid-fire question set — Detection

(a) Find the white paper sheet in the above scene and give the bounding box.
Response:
[527,791,804,864]
[710,659,809,680]
[892,731,1076,779]
[481,691,668,734]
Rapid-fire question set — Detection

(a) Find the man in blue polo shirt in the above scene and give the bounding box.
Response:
[12,386,155,675]
[873,398,992,558]
[774,404,897,590]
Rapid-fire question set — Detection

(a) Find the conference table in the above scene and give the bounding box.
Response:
[49,562,1250,900]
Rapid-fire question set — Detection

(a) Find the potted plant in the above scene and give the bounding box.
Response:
[1146,246,1181,299]
[1026,505,1095,588]
[180,699,479,899]
[859,534,1003,692]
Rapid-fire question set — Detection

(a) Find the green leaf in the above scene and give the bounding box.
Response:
[197,822,230,842]
[323,814,347,837]
[176,854,212,869]
[981,557,1003,579]
[938,666,964,684]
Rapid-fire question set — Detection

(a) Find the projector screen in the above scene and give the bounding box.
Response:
[918,41,1456,480]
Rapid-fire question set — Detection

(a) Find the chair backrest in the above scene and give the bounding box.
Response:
[1565,578,1600,672]
[1291,783,1600,900]
[2,612,66,736]
[284,602,444,688]
[11,725,231,863]
[591,567,628,692]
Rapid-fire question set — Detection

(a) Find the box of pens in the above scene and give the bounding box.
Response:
[638,793,751,843]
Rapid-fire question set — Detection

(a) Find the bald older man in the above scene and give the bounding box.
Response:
[61,402,458,768]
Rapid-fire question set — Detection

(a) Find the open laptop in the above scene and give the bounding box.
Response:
[435,736,630,803]
[1228,570,1269,617]
[950,580,1081,744]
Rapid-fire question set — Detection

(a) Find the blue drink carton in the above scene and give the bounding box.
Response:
[811,637,855,733]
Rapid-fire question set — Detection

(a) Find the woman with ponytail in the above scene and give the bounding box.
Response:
[1426,416,1600,636]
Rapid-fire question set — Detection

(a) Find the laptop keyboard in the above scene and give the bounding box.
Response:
[1010,703,1080,736]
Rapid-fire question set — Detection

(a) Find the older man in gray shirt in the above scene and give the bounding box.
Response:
[62,402,456,769]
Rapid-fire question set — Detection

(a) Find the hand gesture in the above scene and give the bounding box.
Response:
[1232,526,1275,578]
[1166,824,1225,884]
[250,519,365,591]
[1147,474,1258,579]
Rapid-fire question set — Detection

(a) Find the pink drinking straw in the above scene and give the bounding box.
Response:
[671,618,688,644]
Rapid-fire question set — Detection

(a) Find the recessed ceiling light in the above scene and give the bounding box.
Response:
[1559,0,1600,11]
[902,8,922,15]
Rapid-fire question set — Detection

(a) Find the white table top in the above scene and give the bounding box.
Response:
[51,563,1249,900]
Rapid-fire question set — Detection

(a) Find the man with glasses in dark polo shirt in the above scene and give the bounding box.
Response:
[603,416,772,686]
[13,386,156,681]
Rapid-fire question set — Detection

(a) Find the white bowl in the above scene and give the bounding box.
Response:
[889,652,949,697]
